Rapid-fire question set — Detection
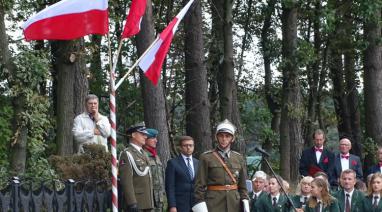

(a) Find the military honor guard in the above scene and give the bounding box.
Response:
[119,123,154,212]
[193,119,249,212]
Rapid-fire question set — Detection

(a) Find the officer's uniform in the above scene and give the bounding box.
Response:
[145,149,166,212]
[119,143,154,211]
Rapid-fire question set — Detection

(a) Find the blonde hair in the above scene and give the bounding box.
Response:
[367,173,382,196]
[308,178,334,208]
[296,176,314,195]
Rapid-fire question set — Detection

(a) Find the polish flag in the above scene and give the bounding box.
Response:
[23,0,108,41]
[121,0,147,39]
[138,0,194,85]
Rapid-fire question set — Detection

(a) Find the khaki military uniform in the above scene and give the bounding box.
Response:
[194,149,249,212]
[145,150,166,212]
[119,144,154,210]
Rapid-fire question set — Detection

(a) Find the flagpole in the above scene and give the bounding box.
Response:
[111,39,124,74]
[115,36,159,90]
[107,33,119,212]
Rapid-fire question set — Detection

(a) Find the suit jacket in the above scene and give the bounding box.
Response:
[165,155,199,212]
[333,189,365,212]
[299,147,336,186]
[254,194,291,212]
[119,144,154,209]
[291,195,309,209]
[304,198,340,212]
[367,165,381,176]
[362,195,382,212]
[333,153,363,181]
[250,191,268,212]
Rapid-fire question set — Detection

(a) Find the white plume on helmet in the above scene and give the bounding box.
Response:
[216,119,236,136]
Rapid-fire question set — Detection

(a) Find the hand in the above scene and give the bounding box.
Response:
[127,204,139,212]
[169,207,177,212]
[94,128,101,135]
[93,111,100,122]
[295,208,304,212]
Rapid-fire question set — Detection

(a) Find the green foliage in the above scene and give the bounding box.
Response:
[49,144,111,181]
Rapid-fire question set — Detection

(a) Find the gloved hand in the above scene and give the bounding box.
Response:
[127,203,139,212]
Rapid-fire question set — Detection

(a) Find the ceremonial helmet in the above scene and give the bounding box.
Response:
[215,119,236,142]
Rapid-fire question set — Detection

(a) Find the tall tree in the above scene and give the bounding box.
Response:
[184,0,212,156]
[52,40,88,156]
[279,0,303,182]
[363,2,382,168]
[136,0,171,164]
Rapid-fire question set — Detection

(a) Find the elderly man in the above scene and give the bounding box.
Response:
[143,128,166,212]
[72,94,111,153]
[250,171,268,212]
[333,137,363,182]
[119,123,154,212]
[193,119,249,212]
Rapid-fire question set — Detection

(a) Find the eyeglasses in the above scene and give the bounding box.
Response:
[181,144,194,147]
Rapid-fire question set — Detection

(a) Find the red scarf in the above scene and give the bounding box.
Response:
[144,146,157,157]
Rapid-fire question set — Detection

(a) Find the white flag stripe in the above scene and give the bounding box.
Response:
[23,0,108,29]
[173,0,194,33]
[138,39,163,71]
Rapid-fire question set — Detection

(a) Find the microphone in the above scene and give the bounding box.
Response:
[254,147,270,157]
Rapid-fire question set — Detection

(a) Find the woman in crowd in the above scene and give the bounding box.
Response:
[363,173,382,211]
[301,178,340,212]
[292,176,313,209]
[254,175,291,211]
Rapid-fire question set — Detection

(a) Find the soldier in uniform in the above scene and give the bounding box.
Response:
[119,123,154,212]
[143,128,166,212]
[193,119,250,212]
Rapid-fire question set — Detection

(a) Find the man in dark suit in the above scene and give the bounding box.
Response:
[299,129,336,186]
[367,147,382,176]
[333,137,363,182]
[333,169,365,211]
[165,136,198,212]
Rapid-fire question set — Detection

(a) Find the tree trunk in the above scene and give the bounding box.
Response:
[52,40,88,156]
[280,0,303,183]
[184,0,212,156]
[0,6,28,175]
[136,0,171,164]
[363,8,382,169]
[89,35,105,95]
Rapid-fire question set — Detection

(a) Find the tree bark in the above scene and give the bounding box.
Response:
[280,0,303,183]
[184,0,212,156]
[363,8,382,169]
[52,40,88,156]
[136,0,171,165]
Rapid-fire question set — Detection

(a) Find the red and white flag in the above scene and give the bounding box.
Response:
[121,0,147,39]
[23,0,108,41]
[138,0,194,85]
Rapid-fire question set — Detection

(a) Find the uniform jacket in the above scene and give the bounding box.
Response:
[253,193,291,212]
[165,155,199,212]
[194,149,249,212]
[119,144,154,210]
[333,189,365,212]
[145,150,166,209]
[299,147,336,186]
[362,195,382,212]
[333,153,363,180]
[304,198,340,212]
[291,195,309,209]
[250,190,268,212]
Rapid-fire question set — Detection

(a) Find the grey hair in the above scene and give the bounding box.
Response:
[85,94,99,103]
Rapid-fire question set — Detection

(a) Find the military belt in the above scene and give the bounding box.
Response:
[207,184,238,191]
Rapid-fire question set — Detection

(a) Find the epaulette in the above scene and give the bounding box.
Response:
[202,150,214,155]
[231,150,241,155]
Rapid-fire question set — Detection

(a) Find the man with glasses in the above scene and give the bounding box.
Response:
[165,136,198,212]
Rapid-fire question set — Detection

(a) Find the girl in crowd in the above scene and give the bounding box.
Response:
[292,176,313,209]
[302,178,340,212]
[363,173,382,211]
[254,175,291,211]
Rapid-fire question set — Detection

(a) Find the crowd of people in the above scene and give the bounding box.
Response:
[72,94,382,212]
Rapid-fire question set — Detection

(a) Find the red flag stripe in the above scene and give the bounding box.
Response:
[121,0,147,39]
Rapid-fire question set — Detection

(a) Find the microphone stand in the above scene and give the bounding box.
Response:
[259,152,297,211]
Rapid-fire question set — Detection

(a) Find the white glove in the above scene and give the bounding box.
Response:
[192,202,208,212]
[242,199,249,212]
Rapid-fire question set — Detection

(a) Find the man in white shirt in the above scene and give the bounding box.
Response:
[251,171,268,211]
[72,94,111,153]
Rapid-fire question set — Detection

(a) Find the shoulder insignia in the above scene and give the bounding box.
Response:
[231,150,241,155]
[202,150,214,155]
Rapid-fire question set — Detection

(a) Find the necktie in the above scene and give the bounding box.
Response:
[303,196,308,205]
[315,201,321,212]
[272,197,277,206]
[341,155,349,159]
[373,196,379,207]
[253,194,257,202]
[186,158,194,179]
[345,193,351,212]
